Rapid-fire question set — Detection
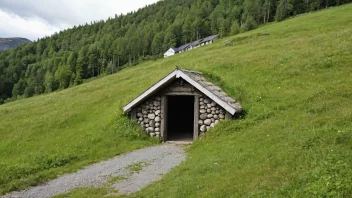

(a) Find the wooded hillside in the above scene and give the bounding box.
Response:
[0,0,350,103]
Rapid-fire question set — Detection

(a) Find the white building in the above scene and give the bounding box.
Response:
[164,34,219,58]
[164,47,178,58]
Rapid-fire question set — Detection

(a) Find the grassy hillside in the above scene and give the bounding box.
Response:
[1,3,352,197]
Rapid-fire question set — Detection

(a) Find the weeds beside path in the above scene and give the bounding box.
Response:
[1,145,185,198]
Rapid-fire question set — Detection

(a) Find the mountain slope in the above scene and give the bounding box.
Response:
[1,0,350,103]
[1,3,352,197]
[0,37,31,52]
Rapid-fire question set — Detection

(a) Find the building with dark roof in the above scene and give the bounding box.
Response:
[164,34,219,58]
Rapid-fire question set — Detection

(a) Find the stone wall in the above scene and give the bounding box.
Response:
[136,96,162,137]
[135,95,227,138]
[198,96,225,133]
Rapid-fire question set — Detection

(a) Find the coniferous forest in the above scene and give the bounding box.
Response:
[0,0,350,104]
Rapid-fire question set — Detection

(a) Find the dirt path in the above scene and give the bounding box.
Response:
[2,145,185,198]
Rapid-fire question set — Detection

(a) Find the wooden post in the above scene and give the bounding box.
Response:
[161,95,168,142]
[193,95,199,140]
[131,108,136,120]
[225,112,232,120]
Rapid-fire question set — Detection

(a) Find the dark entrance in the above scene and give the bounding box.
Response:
[167,96,194,141]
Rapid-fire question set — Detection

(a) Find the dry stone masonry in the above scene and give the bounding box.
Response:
[136,96,162,137]
[136,95,227,137]
[198,95,225,133]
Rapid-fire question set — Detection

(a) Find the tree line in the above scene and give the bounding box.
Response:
[0,0,350,104]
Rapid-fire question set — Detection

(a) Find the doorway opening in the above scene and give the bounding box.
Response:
[167,96,194,142]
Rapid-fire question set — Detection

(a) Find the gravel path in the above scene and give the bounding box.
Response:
[2,145,185,198]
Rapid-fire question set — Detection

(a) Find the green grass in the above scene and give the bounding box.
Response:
[53,187,117,198]
[1,3,352,197]
[126,161,150,173]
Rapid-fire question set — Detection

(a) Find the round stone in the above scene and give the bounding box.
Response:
[212,111,216,115]
[155,116,161,122]
[155,110,161,115]
[206,126,211,131]
[200,102,204,105]
[198,120,203,125]
[207,114,213,118]
[200,114,207,120]
[155,128,160,132]
[199,97,204,102]
[148,127,154,132]
[200,125,207,132]
[215,120,220,125]
[200,105,205,109]
[207,104,212,108]
[200,109,206,114]
[211,102,216,107]
[213,115,219,119]
[210,123,215,128]
[142,110,148,114]
[211,118,215,122]
[153,101,160,106]
[207,109,211,113]
[143,118,150,123]
[216,110,220,114]
[211,107,216,111]
[149,120,155,127]
[219,114,225,119]
[145,124,149,127]
[155,123,160,127]
[204,119,212,125]
[137,113,143,117]
[155,132,161,135]
[148,114,155,120]
[150,133,156,137]
[204,99,210,104]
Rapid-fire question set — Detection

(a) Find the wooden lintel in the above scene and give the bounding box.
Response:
[165,92,201,96]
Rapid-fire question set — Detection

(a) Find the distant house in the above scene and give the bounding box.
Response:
[164,34,219,58]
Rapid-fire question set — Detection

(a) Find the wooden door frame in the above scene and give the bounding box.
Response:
[161,95,199,142]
